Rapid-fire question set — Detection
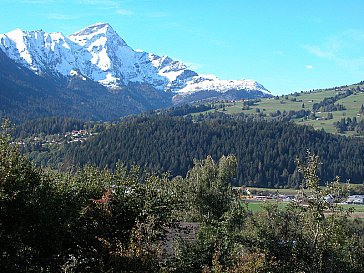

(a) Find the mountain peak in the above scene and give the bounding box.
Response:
[72,22,111,35]
[68,22,127,47]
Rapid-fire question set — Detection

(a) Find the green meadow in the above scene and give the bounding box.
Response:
[244,200,364,217]
[196,82,364,136]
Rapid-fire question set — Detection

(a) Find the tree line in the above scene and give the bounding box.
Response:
[26,113,364,188]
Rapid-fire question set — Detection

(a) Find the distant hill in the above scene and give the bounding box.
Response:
[180,82,364,136]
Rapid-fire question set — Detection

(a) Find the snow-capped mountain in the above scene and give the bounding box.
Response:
[0,22,271,104]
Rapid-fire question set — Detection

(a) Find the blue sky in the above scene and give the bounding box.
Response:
[1,0,364,95]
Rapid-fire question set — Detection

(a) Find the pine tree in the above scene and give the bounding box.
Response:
[359,104,364,114]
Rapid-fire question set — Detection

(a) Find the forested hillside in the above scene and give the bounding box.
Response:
[13,117,87,138]
[31,114,364,188]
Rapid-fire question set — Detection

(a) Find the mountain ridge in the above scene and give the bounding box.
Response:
[0,22,273,122]
[0,22,272,99]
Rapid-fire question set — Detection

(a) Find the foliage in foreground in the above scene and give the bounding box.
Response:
[1,120,364,272]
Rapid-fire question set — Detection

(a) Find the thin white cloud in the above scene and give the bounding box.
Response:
[76,0,118,7]
[47,14,80,20]
[76,0,132,15]
[116,9,133,16]
[145,12,168,18]
[305,65,313,69]
[304,45,335,59]
[304,29,364,72]
[21,0,55,3]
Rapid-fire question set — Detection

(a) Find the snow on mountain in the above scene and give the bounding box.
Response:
[0,28,85,76]
[174,75,268,95]
[0,22,271,100]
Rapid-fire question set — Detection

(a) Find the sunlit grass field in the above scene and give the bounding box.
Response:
[194,82,364,136]
[244,200,364,219]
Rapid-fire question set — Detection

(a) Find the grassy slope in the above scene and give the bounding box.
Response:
[298,91,364,134]
[199,82,364,136]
